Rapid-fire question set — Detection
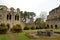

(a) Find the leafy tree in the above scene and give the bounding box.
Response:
[23,11,28,22]
[20,11,24,19]
[21,11,36,23]
[28,12,36,18]
[40,11,47,22]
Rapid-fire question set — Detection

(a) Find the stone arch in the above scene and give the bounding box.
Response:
[7,13,11,20]
[51,25,53,28]
[15,14,19,20]
[47,25,49,28]
[55,25,57,29]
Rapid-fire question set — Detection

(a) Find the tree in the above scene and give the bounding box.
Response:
[29,12,36,18]
[39,11,47,29]
[20,11,24,19]
[40,11,47,22]
[35,18,42,23]
[23,11,28,22]
[22,11,36,23]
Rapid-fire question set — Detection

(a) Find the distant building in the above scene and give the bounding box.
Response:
[46,5,60,28]
[0,5,25,29]
[25,17,35,29]
[25,17,46,29]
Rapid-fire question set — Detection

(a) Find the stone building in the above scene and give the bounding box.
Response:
[0,5,25,29]
[25,18,45,29]
[46,5,60,28]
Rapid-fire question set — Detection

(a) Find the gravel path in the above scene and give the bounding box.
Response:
[8,32,17,40]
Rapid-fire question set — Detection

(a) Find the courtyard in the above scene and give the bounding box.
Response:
[0,29,60,40]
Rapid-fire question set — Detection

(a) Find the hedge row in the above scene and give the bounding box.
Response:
[0,23,22,34]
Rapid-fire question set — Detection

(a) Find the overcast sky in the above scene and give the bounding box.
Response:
[0,0,60,17]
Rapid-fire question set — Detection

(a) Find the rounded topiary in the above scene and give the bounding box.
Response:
[11,24,22,33]
[0,23,8,34]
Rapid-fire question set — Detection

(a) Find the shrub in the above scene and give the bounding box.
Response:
[31,27,35,30]
[11,24,22,33]
[36,27,40,29]
[24,27,29,30]
[0,23,8,34]
[39,27,43,29]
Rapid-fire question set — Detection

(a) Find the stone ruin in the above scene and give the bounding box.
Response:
[27,30,60,39]
[37,30,54,37]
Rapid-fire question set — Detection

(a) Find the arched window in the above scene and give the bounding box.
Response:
[55,25,57,29]
[15,15,19,20]
[7,14,11,20]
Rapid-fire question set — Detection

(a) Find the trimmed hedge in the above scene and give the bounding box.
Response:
[31,27,35,30]
[0,23,8,34]
[11,24,22,33]
[24,27,29,30]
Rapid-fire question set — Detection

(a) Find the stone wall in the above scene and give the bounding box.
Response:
[0,5,25,29]
[46,5,60,28]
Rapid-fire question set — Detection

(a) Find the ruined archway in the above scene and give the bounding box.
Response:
[7,13,11,20]
[15,14,19,20]
[51,25,53,28]
[55,25,57,29]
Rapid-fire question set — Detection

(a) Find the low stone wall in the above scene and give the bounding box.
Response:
[37,30,54,36]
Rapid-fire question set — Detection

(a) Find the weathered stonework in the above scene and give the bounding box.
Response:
[0,5,25,29]
[46,5,60,28]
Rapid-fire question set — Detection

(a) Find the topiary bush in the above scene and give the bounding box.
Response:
[11,24,22,33]
[0,23,8,34]
[24,27,29,30]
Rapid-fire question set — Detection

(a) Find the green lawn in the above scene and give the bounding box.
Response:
[0,29,60,40]
[14,29,60,40]
[14,30,38,40]
[0,34,10,40]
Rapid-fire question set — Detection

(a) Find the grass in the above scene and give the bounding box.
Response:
[0,34,10,40]
[14,29,60,40]
[14,30,38,40]
[0,29,60,40]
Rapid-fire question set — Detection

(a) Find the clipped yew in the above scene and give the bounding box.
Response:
[0,23,8,34]
[11,24,22,33]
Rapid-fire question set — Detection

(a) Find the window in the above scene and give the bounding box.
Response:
[15,15,19,20]
[7,14,11,20]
